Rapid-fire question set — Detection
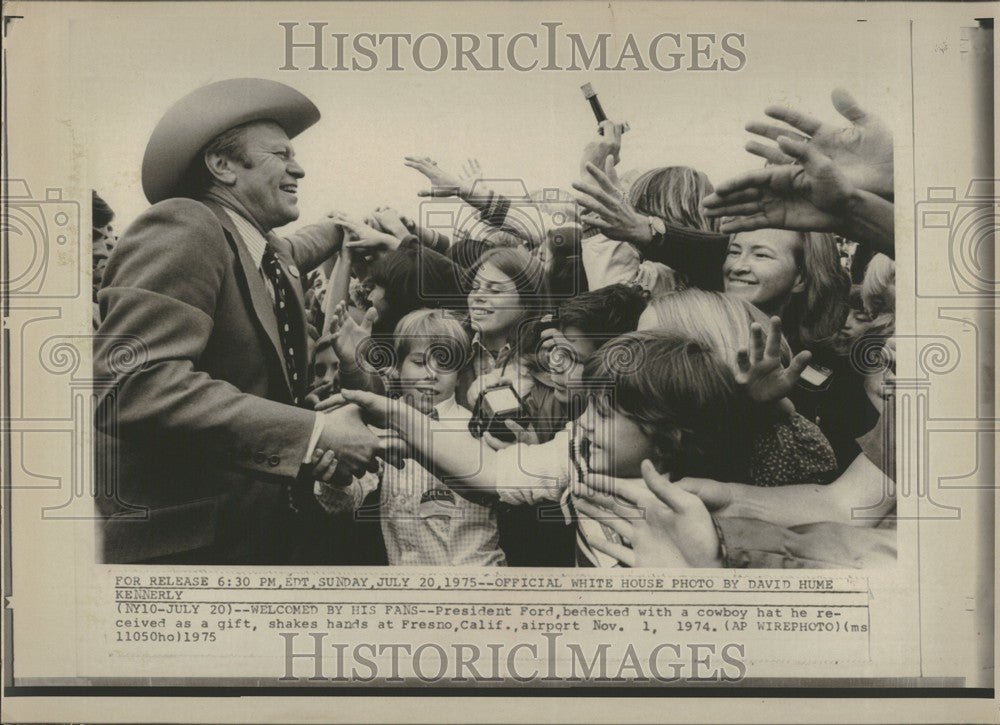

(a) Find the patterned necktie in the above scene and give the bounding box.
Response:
[260,247,300,405]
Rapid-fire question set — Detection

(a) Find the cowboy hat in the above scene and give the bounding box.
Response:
[141,78,320,204]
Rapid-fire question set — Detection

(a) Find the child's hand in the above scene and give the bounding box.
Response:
[329,211,401,255]
[578,461,723,568]
[328,301,377,369]
[736,316,811,414]
[310,448,340,483]
[304,381,337,410]
[579,120,623,178]
[371,206,411,240]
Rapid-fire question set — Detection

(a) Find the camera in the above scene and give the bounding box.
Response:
[914,179,997,298]
[2,179,81,298]
[468,382,530,443]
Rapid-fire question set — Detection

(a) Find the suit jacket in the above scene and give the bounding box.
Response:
[94,198,337,563]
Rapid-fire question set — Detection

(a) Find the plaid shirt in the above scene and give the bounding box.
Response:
[380,396,506,566]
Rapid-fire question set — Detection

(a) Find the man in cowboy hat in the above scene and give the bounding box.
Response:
[94,78,382,564]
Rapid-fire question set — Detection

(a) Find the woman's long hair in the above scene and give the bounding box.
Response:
[786,231,852,352]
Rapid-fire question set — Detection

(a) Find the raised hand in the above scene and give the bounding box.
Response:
[745,88,893,199]
[579,460,723,567]
[370,206,411,240]
[579,120,623,178]
[327,301,378,369]
[701,136,855,234]
[571,157,652,246]
[328,211,401,255]
[736,316,812,410]
[404,156,469,198]
[458,157,483,187]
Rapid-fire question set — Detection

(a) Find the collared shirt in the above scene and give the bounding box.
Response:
[492,421,623,568]
[223,208,275,302]
[469,330,513,379]
[221,207,323,464]
[380,396,505,567]
[464,331,536,409]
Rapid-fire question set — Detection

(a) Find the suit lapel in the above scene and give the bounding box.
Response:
[201,201,295,397]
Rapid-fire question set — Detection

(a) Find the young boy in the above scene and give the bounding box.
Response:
[316,309,506,566]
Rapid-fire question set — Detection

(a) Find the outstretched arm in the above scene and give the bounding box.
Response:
[322,390,501,493]
[675,451,895,528]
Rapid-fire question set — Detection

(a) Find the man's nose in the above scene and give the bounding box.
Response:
[288,159,305,178]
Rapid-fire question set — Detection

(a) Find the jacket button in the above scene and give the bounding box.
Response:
[268,455,281,467]
[253,451,266,464]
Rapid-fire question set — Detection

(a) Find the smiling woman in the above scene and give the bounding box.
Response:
[462,246,550,406]
[723,229,850,352]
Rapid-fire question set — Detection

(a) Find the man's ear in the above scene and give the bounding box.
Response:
[204,151,238,186]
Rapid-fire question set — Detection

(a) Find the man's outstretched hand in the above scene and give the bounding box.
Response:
[745,88,893,200]
[702,135,855,234]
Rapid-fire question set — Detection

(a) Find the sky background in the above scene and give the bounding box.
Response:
[11,2,920,233]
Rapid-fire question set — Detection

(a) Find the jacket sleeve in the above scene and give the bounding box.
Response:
[280,217,343,274]
[642,223,729,291]
[715,516,897,569]
[95,199,317,482]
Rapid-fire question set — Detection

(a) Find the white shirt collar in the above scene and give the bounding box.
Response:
[222,207,270,269]
[470,330,512,361]
[434,395,458,417]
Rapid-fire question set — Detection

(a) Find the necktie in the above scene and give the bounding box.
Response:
[260,247,300,404]
[428,407,440,421]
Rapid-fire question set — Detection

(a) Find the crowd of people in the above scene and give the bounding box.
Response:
[94,83,896,568]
